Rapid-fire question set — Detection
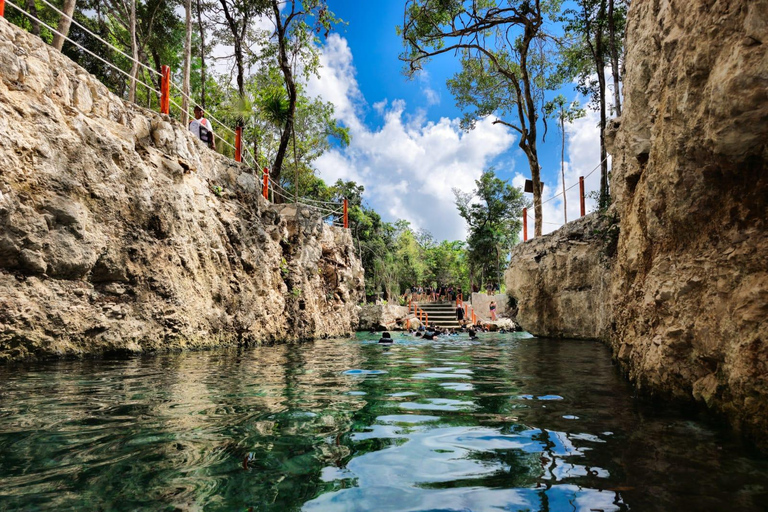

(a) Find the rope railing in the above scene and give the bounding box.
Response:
[522,157,609,241]
[0,2,349,229]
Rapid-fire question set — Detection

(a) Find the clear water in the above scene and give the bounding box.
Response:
[1,333,766,511]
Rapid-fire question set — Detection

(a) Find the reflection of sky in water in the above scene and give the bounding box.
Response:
[304,484,622,512]
[3,334,765,512]
[343,369,388,376]
[412,372,471,380]
[399,398,476,412]
[305,425,620,511]
[439,382,474,391]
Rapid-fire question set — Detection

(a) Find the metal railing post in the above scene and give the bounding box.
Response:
[235,126,242,162]
[262,168,269,200]
[523,208,528,241]
[343,198,348,229]
[160,65,170,115]
[579,176,586,217]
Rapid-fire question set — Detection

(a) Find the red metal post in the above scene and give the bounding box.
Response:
[343,198,349,229]
[160,65,170,115]
[235,126,242,162]
[579,176,586,217]
[0,0,5,17]
[262,168,269,200]
[523,208,528,241]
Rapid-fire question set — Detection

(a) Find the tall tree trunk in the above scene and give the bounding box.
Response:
[560,114,567,223]
[517,16,544,236]
[196,0,206,110]
[596,1,609,209]
[608,0,622,116]
[292,125,299,202]
[127,0,138,103]
[182,0,192,124]
[26,0,40,36]
[218,0,246,98]
[52,0,76,51]
[271,0,297,197]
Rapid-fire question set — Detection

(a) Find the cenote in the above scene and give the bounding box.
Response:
[1,333,766,511]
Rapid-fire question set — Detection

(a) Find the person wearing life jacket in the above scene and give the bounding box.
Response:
[189,106,216,150]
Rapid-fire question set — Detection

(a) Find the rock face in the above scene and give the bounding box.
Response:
[469,292,510,321]
[506,0,768,449]
[0,20,364,361]
[506,212,616,340]
[610,0,768,448]
[357,304,414,331]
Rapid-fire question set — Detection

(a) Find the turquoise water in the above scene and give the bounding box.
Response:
[1,333,767,511]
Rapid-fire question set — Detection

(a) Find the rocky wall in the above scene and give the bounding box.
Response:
[609,0,768,448]
[357,304,415,331]
[505,213,616,340]
[469,292,510,321]
[0,19,364,361]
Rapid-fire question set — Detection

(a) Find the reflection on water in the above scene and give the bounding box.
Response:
[1,333,767,511]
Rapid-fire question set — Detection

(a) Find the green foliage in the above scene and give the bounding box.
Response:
[400,0,566,236]
[454,169,529,287]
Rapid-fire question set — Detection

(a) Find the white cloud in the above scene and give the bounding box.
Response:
[305,37,614,242]
[423,87,440,106]
[305,34,365,132]
[518,105,611,239]
[307,35,516,241]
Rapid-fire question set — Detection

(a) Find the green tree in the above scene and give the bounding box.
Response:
[266,0,341,194]
[400,0,563,236]
[454,170,528,290]
[560,0,626,210]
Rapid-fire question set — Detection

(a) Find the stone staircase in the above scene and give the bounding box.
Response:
[414,301,461,328]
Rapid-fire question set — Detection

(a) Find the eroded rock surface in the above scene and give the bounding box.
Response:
[506,0,767,449]
[0,20,364,360]
[358,304,415,331]
[610,0,767,448]
[506,213,616,340]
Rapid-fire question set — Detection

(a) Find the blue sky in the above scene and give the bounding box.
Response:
[304,1,608,241]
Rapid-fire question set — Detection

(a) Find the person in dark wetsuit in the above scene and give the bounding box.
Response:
[379,332,394,344]
[456,303,465,324]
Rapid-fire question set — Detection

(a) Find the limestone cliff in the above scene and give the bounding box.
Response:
[610,0,767,447]
[506,212,616,340]
[506,0,767,448]
[0,19,364,361]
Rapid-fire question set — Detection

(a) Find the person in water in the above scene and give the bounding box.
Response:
[468,328,478,340]
[379,332,394,344]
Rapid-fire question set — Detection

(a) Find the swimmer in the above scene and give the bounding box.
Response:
[379,332,394,344]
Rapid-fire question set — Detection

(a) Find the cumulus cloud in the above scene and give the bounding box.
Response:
[307,35,516,241]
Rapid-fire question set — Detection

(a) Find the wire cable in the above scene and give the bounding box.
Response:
[36,0,162,78]
[6,1,161,95]
[539,156,608,206]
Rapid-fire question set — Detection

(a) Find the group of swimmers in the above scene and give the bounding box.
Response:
[376,323,513,344]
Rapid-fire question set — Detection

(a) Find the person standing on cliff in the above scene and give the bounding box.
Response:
[189,106,216,150]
